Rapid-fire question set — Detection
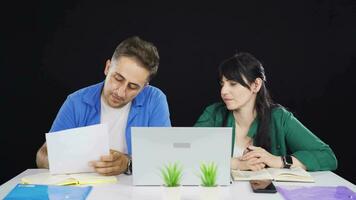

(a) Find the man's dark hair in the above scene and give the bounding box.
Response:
[112,36,159,80]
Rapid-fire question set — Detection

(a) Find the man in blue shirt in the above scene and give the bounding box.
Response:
[36,36,171,175]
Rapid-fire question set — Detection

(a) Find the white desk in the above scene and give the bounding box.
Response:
[0,169,355,200]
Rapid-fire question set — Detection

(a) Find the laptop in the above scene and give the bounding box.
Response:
[131,127,232,186]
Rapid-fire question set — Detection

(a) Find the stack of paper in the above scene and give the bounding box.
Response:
[46,123,110,174]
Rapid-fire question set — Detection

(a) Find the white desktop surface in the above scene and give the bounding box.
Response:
[0,169,355,200]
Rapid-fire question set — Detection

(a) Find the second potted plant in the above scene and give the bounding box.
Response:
[160,162,183,200]
[200,162,218,187]
[199,162,220,200]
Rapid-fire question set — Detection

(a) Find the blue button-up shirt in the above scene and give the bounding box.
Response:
[49,82,171,155]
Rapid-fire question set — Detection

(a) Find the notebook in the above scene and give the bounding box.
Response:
[231,167,314,182]
[131,127,232,186]
[21,172,117,186]
[3,184,92,200]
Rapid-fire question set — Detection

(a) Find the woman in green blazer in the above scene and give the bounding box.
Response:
[195,52,337,171]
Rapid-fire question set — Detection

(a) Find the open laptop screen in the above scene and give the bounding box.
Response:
[131,127,232,186]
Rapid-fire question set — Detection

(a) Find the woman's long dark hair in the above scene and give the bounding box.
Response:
[219,52,275,152]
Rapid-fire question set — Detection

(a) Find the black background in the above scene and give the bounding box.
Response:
[1,0,355,184]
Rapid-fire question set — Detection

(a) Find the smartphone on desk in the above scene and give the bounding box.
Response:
[250,180,277,193]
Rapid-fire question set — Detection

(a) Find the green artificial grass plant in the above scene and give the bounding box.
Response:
[200,162,218,187]
[160,162,183,187]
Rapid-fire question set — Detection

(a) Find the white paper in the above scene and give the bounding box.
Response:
[46,124,110,174]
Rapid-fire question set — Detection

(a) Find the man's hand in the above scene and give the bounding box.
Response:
[36,142,49,169]
[90,150,129,176]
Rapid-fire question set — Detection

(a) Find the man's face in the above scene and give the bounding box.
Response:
[102,56,150,108]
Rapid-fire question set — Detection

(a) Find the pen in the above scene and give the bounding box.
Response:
[243,146,253,155]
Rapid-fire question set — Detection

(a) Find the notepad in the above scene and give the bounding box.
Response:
[231,167,314,182]
[21,172,118,186]
[3,184,92,200]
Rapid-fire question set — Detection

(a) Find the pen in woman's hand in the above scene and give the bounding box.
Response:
[243,146,253,155]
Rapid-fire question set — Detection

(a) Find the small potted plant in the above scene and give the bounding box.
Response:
[160,162,183,187]
[199,162,220,200]
[160,162,183,200]
[200,162,218,187]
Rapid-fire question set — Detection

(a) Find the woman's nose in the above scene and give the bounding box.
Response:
[221,85,228,96]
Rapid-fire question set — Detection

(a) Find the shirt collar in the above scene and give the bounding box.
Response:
[247,119,258,138]
[131,86,146,107]
[83,82,103,112]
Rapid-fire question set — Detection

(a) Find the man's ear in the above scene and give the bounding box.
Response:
[252,78,263,93]
[104,59,111,76]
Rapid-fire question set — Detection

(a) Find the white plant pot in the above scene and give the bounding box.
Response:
[161,185,182,200]
[199,186,220,200]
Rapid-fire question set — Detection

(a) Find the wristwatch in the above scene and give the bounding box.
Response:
[124,158,132,175]
[282,155,293,169]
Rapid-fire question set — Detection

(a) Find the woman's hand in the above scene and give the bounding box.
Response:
[231,157,266,171]
[240,146,283,168]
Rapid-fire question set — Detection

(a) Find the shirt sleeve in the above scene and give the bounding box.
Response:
[194,105,217,127]
[49,95,77,132]
[282,110,338,171]
[148,91,171,127]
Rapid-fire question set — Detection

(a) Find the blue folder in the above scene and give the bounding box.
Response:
[4,184,92,200]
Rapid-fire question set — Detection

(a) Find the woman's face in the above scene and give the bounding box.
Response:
[220,76,257,111]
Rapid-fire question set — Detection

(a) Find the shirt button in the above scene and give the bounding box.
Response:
[277,145,281,149]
